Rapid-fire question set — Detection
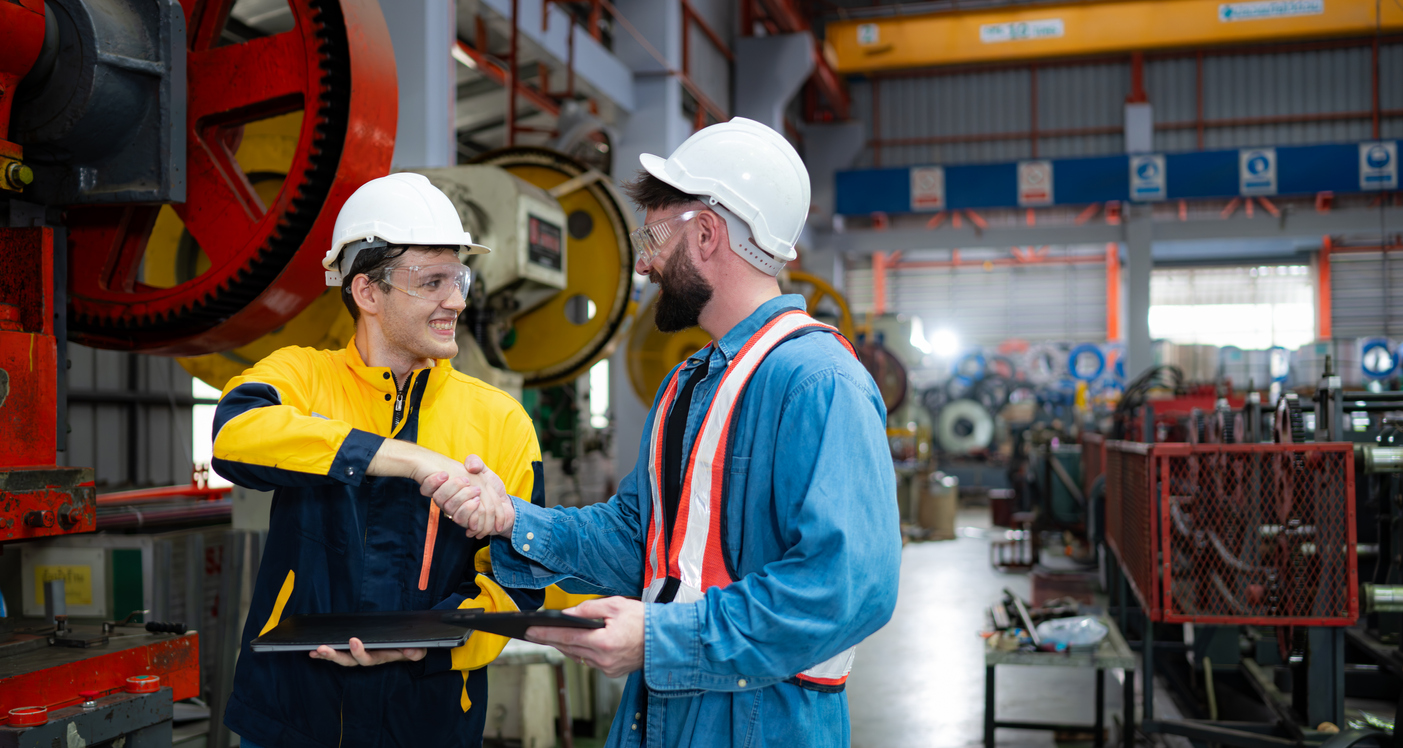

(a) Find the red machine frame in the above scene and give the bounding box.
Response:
[1106,440,1359,626]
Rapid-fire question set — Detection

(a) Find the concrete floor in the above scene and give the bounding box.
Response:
[848,508,1128,748]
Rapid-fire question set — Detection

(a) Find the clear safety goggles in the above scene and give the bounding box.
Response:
[630,210,704,268]
[384,263,473,302]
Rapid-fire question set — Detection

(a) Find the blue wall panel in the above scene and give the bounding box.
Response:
[834,168,908,215]
[1054,155,1128,204]
[834,140,1396,215]
[946,163,1018,209]
[1165,150,1239,199]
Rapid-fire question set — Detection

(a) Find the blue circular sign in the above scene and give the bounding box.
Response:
[1247,153,1270,175]
[1366,145,1391,169]
[1136,160,1159,179]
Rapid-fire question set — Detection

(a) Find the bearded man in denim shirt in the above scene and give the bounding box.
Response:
[427,118,901,747]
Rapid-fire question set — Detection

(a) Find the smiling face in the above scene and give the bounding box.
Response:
[376,247,466,363]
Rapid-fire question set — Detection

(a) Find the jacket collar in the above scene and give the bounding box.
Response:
[693,294,807,365]
[346,336,452,393]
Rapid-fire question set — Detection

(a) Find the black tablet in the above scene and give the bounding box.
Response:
[440,609,605,640]
[250,609,605,652]
[251,610,471,652]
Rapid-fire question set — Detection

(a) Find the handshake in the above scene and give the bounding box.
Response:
[416,453,515,539]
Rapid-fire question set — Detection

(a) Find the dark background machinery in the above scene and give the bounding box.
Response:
[0,0,397,739]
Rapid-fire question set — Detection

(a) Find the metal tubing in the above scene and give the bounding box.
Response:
[1363,584,1403,613]
[1203,656,1219,721]
[1364,446,1403,474]
[1095,668,1105,748]
[984,665,995,748]
[1142,621,1154,721]
[1123,670,1135,748]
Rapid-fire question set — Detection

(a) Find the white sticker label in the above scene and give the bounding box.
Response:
[1129,154,1167,202]
[857,23,879,46]
[1017,160,1055,206]
[980,19,1065,44]
[909,167,946,212]
[1360,141,1398,191]
[1239,148,1277,195]
[1218,0,1324,21]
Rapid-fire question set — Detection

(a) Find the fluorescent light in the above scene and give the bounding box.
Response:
[452,45,478,69]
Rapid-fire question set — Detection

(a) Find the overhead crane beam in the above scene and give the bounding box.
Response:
[825,0,1403,74]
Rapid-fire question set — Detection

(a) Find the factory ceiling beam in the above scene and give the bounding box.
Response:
[814,204,1403,254]
[825,0,1403,73]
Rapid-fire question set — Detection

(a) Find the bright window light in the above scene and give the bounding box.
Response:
[588,358,610,429]
[191,378,232,488]
[1149,265,1315,349]
[928,328,960,358]
[909,316,932,355]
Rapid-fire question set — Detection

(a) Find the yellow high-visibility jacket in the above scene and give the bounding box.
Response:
[212,338,543,748]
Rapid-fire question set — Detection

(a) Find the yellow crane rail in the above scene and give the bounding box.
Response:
[825,0,1403,74]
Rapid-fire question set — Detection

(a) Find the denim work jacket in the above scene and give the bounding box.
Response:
[491,295,902,748]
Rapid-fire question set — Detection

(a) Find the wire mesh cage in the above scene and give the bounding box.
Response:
[1105,441,1358,626]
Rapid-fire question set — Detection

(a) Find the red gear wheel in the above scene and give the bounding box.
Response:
[64,0,396,355]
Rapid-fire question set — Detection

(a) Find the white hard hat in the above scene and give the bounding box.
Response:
[639,117,810,276]
[323,173,490,286]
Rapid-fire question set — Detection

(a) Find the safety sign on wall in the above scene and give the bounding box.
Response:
[980,18,1065,43]
[856,23,879,46]
[1360,142,1398,191]
[1129,155,1167,202]
[1239,148,1277,195]
[1017,160,1054,206]
[909,166,946,211]
[1217,0,1324,22]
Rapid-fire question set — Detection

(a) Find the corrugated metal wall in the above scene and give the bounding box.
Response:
[1331,252,1403,338]
[854,40,1402,169]
[61,345,195,489]
[846,246,1107,344]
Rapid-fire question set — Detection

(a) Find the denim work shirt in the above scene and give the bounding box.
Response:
[491,295,902,748]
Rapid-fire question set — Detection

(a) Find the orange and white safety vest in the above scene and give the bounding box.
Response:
[642,309,860,692]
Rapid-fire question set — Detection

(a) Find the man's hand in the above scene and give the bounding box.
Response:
[422,455,515,539]
[524,597,643,678]
[310,638,427,667]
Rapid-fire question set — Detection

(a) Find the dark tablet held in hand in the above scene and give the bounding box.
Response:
[250,609,605,652]
[440,609,605,640]
[251,610,469,652]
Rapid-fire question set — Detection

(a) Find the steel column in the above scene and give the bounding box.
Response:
[1124,207,1153,380]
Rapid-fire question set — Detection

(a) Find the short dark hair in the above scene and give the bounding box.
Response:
[339,244,456,321]
[622,171,701,213]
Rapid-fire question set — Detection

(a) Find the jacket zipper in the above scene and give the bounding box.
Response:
[391,371,413,431]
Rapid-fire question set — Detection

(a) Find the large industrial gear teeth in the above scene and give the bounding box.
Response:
[63,0,397,355]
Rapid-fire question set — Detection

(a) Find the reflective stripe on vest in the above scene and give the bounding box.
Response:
[641,309,860,691]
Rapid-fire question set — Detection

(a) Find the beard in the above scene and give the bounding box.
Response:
[653,237,714,333]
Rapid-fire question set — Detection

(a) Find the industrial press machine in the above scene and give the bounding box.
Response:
[1095,360,1403,746]
[0,0,638,741]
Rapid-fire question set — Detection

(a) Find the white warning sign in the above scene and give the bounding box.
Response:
[909,166,946,212]
[1129,154,1167,202]
[1360,142,1398,191]
[1239,148,1277,196]
[1017,160,1054,206]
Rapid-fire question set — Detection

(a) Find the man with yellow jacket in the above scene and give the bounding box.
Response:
[212,173,541,748]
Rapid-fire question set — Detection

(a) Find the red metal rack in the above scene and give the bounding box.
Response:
[1106,440,1358,626]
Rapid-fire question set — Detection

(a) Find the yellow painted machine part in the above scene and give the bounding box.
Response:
[138,112,356,392]
[625,272,859,406]
[496,164,633,381]
[826,0,1403,73]
[626,295,712,406]
[785,270,855,342]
